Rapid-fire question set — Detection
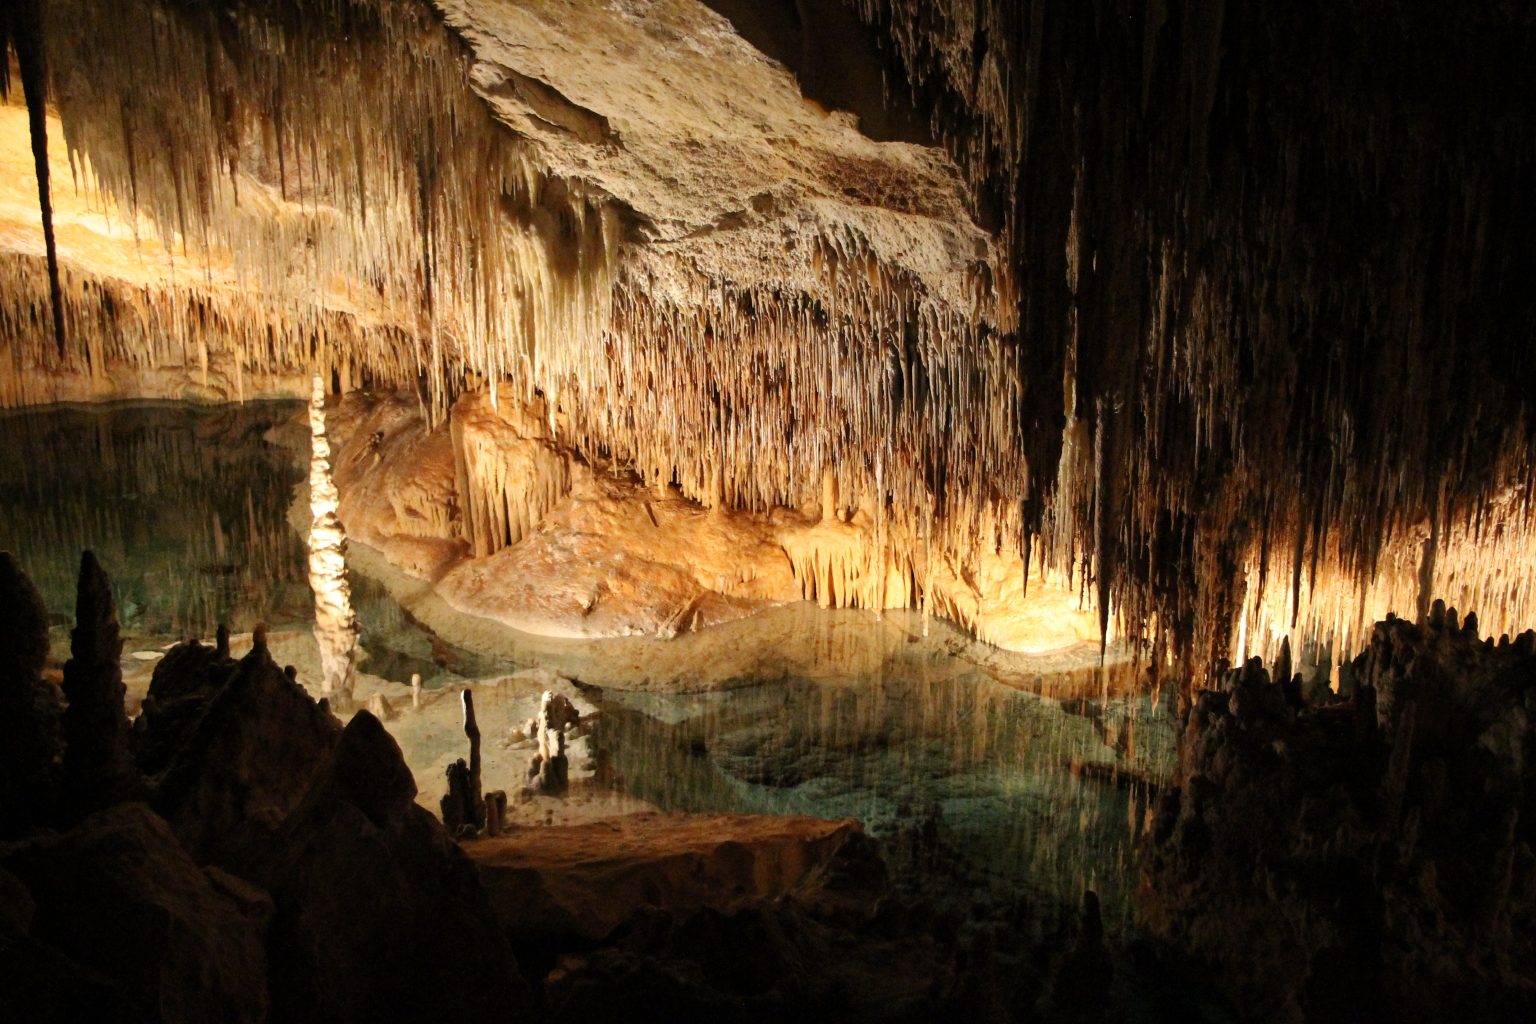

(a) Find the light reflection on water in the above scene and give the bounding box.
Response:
[0,401,1176,926]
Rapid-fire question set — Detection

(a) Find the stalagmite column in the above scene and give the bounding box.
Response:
[307,375,359,708]
[60,551,138,816]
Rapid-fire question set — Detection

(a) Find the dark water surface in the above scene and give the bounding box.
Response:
[0,401,311,638]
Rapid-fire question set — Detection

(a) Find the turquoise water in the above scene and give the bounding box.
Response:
[594,673,1171,924]
[0,400,1173,925]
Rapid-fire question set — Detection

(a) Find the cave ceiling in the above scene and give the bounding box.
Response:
[1,0,1533,675]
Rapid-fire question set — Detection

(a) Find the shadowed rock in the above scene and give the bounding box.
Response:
[60,551,138,819]
[0,802,268,1023]
[440,689,486,835]
[131,636,237,776]
[1142,614,1536,1022]
[250,710,529,1022]
[145,638,339,871]
[0,551,63,836]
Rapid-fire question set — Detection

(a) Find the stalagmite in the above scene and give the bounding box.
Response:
[60,550,138,816]
[527,689,575,795]
[307,375,359,708]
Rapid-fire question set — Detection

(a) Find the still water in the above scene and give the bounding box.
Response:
[0,400,488,684]
[0,400,1173,925]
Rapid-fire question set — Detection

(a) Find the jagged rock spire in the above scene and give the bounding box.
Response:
[60,550,137,817]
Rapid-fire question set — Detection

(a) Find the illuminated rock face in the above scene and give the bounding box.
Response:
[325,389,1106,651]
[1,0,1533,674]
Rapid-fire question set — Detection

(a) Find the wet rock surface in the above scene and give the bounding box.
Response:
[1142,613,1536,1022]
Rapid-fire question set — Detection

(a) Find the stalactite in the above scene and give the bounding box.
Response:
[4,0,66,359]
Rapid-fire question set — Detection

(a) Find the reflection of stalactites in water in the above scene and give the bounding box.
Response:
[594,673,1176,932]
[0,401,308,639]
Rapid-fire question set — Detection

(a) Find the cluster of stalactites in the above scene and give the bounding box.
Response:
[40,0,618,423]
[0,251,427,407]
[10,0,1070,624]
[22,0,1536,682]
[843,0,1536,678]
[2,0,1139,662]
[449,393,572,560]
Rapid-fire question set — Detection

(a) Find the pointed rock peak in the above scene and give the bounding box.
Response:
[0,550,49,679]
[325,710,416,829]
[246,622,270,662]
[71,550,119,664]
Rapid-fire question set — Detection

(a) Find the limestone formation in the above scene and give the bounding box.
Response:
[1142,614,1536,1020]
[251,711,530,1021]
[59,551,138,818]
[528,689,574,796]
[0,551,62,836]
[440,689,486,835]
[0,802,271,1024]
[1,0,1532,678]
[142,634,339,870]
[308,376,359,708]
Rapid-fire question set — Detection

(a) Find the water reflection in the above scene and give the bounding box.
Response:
[0,401,1178,927]
[595,667,1175,928]
[0,401,311,639]
[0,401,492,687]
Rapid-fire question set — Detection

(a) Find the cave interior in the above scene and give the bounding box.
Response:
[1,1,1534,1022]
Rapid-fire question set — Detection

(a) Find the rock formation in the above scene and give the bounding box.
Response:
[0,551,62,836]
[59,551,138,818]
[307,375,359,708]
[528,689,575,796]
[249,710,529,1022]
[143,637,340,871]
[1,802,270,1024]
[1141,613,1536,1021]
[0,3,1530,1019]
[3,0,1529,674]
[0,555,531,1022]
[440,689,487,836]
